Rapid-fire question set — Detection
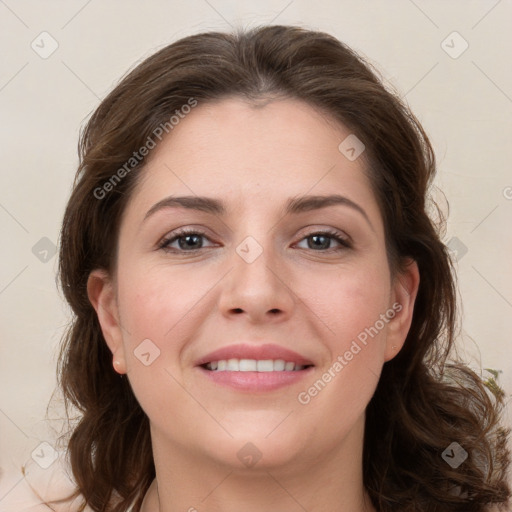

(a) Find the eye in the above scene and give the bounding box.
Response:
[158,228,215,252]
[158,228,352,254]
[295,230,351,251]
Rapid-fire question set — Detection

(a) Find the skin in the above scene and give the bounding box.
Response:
[88,97,419,512]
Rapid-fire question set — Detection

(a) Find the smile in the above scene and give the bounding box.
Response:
[195,343,315,391]
[203,359,311,372]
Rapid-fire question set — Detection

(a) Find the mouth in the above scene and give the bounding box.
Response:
[196,344,315,392]
[202,359,313,372]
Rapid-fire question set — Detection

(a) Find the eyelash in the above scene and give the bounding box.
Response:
[157,228,352,254]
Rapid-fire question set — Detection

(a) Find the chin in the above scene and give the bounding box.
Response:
[197,414,315,469]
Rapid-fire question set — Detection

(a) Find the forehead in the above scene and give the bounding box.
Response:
[124,97,381,224]
[155,96,355,170]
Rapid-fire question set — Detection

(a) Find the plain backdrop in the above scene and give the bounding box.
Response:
[1,0,511,505]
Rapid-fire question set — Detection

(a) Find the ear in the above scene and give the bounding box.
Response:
[384,259,420,362]
[87,269,127,374]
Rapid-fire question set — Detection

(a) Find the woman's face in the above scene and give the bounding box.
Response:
[90,97,418,471]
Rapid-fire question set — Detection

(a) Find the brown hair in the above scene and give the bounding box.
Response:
[46,25,510,511]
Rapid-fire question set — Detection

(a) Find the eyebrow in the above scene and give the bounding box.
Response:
[143,194,373,229]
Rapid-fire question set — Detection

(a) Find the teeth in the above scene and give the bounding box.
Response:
[239,359,257,371]
[257,360,274,372]
[205,358,307,372]
[273,359,285,371]
[227,358,239,371]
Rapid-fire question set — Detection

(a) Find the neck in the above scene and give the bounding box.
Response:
[142,415,375,512]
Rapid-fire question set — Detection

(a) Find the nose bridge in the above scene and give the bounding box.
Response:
[218,231,295,320]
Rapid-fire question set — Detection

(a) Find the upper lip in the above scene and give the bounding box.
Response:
[195,343,314,367]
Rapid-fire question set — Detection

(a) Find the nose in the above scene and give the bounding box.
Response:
[217,238,296,324]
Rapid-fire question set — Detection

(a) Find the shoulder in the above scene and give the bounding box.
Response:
[0,456,94,512]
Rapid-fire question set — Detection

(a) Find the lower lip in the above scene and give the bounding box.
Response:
[197,366,314,392]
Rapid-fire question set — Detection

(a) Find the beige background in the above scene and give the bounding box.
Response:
[1,0,511,507]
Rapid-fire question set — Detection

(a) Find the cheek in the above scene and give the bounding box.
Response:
[114,263,208,422]
[300,260,392,347]
[115,260,225,385]
[117,259,214,335]
[292,262,392,411]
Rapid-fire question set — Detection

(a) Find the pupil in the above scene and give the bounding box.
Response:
[310,235,329,250]
[179,234,202,250]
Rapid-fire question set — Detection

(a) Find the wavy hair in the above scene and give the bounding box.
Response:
[42,25,510,511]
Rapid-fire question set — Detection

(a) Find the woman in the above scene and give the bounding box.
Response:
[25,25,510,511]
